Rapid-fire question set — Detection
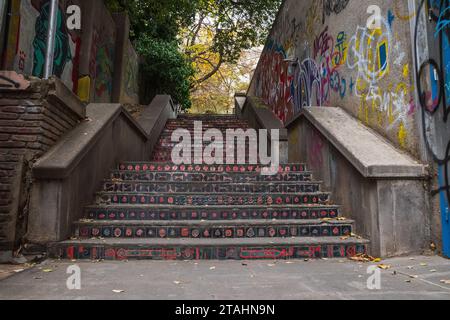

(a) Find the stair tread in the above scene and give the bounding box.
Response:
[97,191,330,195]
[56,236,369,246]
[86,204,340,209]
[104,180,321,185]
[74,219,354,226]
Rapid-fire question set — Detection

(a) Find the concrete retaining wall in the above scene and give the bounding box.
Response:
[248,0,423,157]
[2,0,140,104]
[248,0,450,257]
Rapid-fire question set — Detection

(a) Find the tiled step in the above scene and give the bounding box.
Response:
[110,171,314,183]
[96,192,331,206]
[117,163,307,173]
[49,237,369,260]
[73,219,354,239]
[162,125,251,130]
[152,153,268,163]
[102,181,322,193]
[84,205,341,221]
[175,115,242,120]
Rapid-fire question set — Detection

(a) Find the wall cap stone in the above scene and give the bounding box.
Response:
[287,107,428,179]
[47,77,86,119]
[32,104,148,179]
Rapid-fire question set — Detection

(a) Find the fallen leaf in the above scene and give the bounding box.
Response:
[420,263,428,266]
[42,269,53,273]
[373,258,382,263]
[430,269,437,273]
[173,281,181,285]
[14,269,25,273]
[349,254,379,263]
[112,290,125,293]
[410,275,419,279]
[377,264,391,270]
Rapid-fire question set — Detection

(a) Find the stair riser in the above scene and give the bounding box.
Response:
[96,194,331,206]
[75,225,353,239]
[49,244,368,260]
[110,172,313,183]
[102,183,321,194]
[85,207,341,221]
[118,164,307,173]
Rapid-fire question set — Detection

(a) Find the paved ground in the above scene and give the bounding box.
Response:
[0,255,449,300]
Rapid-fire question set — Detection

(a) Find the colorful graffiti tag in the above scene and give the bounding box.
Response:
[9,0,81,92]
[414,0,450,257]
[31,0,72,78]
[252,0,416,151]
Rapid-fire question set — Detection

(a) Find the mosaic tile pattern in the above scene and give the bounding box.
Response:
[110,171,313,183]
[75,223,353,239]
[85,207,340,221]
[53,244,368,261]
[118,163,307,173]
[96,193,331,206]
[102,181,321,193]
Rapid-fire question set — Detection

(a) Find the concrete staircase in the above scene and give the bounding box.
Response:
[49,115,369,260]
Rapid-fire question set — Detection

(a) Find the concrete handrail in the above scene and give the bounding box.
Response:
[286,107,428,179]
[235,94,288,163]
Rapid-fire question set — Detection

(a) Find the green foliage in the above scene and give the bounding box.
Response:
[105,0,282,110]
[136,36,194,109]
[105,0,197,40]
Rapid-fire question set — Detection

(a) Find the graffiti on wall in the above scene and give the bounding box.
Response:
[90,25,115,102]
[253,0,416,150]
[414,0,450,253]
[10,0,81,92]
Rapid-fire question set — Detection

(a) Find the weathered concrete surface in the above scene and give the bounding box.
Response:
[0,256,449,300]
[289,108,427,178]
[288,114,430,258]
[238,96,288,163]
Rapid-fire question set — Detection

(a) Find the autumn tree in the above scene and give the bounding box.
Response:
[106,0,281,110]
[184,0,281,91]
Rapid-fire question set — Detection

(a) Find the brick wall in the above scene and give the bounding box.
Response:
[0,74,85,251]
